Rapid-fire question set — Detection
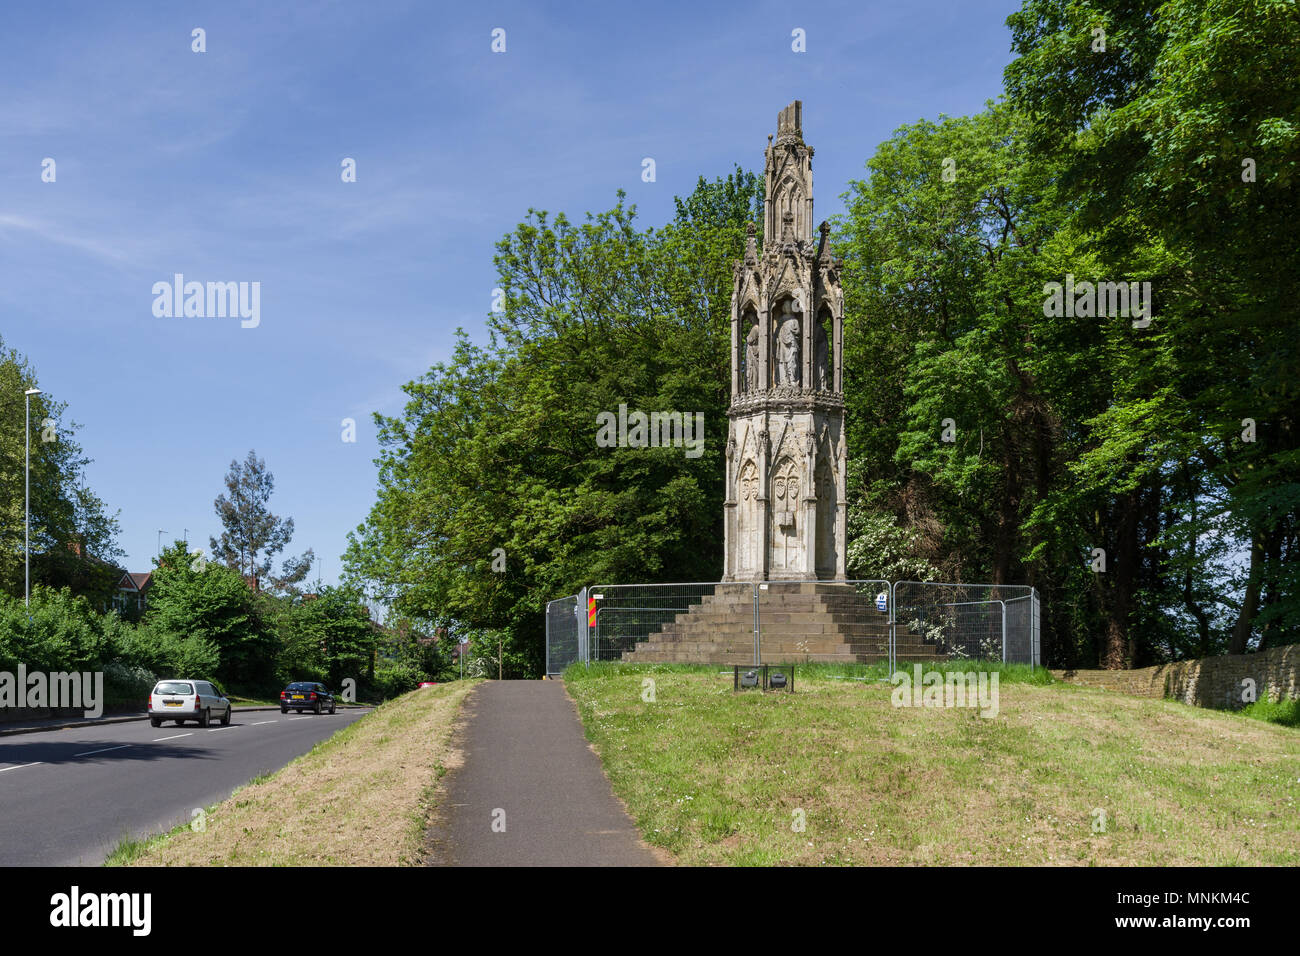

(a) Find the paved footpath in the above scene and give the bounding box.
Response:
[429,680,661,867]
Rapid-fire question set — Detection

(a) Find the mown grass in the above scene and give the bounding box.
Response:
[564,662,1300,866]
[109,681,478,866]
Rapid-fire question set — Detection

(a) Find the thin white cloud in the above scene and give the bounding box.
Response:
[0,212,137,265]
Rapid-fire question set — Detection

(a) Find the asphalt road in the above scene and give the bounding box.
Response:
[0,707,370,866]
[430,681,661,866]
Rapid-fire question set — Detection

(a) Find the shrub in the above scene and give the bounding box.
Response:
[111,621,220,681]
[0,586,114,672]
[102,661,157,708]
[1238,693,1300,729]
[368,661,424,700]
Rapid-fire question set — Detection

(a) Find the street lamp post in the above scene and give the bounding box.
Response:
[24,388,42,608]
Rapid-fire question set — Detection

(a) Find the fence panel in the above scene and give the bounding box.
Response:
[1032,590,1041,667]
[1004,593,1037,667]
[545,593,582,675]
[891,581,1037,666]
[590,582,753,664]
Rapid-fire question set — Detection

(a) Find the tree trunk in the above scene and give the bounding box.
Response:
[1256,531,1284,651]
[1229,533,1267,654]
[1100,490,1139,669]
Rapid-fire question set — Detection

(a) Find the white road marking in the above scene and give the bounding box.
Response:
[206,726,236,732]
[0,762,42,773]
[74,745,130,757]
[153,733,192,742]
[251,720,275,726]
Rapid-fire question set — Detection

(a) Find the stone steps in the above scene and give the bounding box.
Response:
[621,646,944,660]
[617,583,949,664]
[627,630,919,648]
[619,639,938,654]
[624,649,948,664]
[650,606,889,618]
[659,621,891,636]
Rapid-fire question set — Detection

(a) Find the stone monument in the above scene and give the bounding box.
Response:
[724,100,847,582]
[620,104,919,665]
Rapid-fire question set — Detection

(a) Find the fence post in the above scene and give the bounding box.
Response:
[578,586,588,665]
[752,583,760,666]
[1032,588,1040,670]
[888,580,897,675]
[1000,600,1007,664]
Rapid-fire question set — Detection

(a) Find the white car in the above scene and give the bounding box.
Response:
[148,679,232,728]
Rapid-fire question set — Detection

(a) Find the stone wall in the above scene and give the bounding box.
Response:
[1052,644,1298,710]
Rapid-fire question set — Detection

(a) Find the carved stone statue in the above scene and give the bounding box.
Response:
[745,324,759,391]
[776,317,800,385]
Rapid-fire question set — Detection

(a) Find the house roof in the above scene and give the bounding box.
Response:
[62,541,124,572]
[118,572,153,592]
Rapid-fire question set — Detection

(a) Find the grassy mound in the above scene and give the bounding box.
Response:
[565,663,1299,865]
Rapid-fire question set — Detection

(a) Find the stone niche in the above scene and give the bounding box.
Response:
[723,100,846,582]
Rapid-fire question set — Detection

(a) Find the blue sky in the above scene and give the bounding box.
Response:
[1,0,1019,587]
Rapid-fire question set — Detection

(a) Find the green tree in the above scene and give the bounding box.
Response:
[0,585,114,672]
[147,541,273,688]
[1005,0,1300,655]
[209,450,313,593]
[0,335,123,605]
[281,586,377,689]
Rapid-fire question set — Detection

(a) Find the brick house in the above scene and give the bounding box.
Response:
[115,571,153,614]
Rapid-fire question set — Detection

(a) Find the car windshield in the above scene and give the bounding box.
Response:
[156,682,193,695]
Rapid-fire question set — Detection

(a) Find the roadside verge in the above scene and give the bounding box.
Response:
[109,681,478,866]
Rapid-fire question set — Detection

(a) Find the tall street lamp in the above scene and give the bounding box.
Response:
[24,388,42,608]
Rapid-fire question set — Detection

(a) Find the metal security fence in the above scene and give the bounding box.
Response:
[545,579,1040,674]
[891,581,1039,671]
[590,581,752,663]
[545,591,584,676]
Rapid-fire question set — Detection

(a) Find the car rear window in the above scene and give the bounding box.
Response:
[156,681,194,695]
[286,682,313,690]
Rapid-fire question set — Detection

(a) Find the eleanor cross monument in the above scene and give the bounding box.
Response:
[723,100,847,582]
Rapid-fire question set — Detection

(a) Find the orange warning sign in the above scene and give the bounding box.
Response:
[588,596,597,627]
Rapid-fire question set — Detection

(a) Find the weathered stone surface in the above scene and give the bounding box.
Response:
[725,101,847,583]
[1051,644,1298,710]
